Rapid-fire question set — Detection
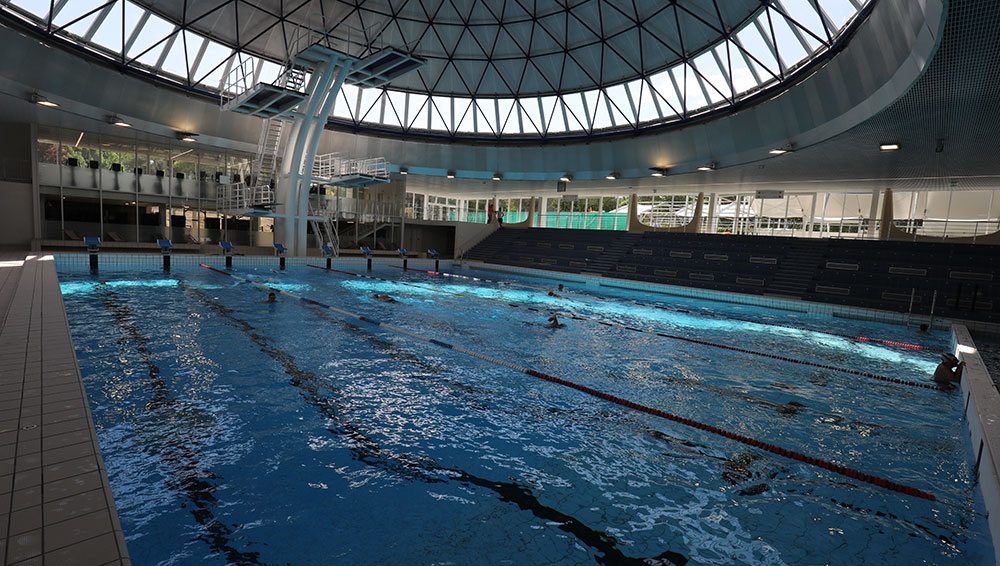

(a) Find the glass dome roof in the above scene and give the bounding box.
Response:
[4,0,870,138]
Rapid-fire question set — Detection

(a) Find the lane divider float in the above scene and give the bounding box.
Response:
[201,264,936,501]
[388,265,942,353]
[314,265,947,392]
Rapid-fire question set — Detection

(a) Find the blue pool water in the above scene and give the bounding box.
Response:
[57,260,994,565]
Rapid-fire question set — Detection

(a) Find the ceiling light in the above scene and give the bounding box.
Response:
[605,172,619,180]
[697,163,716,172]
[559,174,572,182]
[650,167,669,177]
[492,172,502,181]
[30,93,58,107]
[879,143,899,151]
[769,149,788,155]
[446,171,455,179]
[109,115,131,127]
[399,167,408,175]
[176,132,198,142]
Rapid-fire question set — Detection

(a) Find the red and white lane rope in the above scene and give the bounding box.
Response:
[388,264,943,353]
[311,265,947,392]
[201,264,936,501]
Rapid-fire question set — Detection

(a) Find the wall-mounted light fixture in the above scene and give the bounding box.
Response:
[492,172,502,181]
[605,171,620,180]
[649,167,669,177]
[559,174,572,182]
[109,115,132,127]
[399,167,408,175]
[879,143,900,151]
[30,93,58,107]
[697,162,716,171]
[176,132,198,142]
[446,171,456,179]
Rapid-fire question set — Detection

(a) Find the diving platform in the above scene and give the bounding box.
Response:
[312,153,390,187]
[221,83,307,118]
[346,48,425,88]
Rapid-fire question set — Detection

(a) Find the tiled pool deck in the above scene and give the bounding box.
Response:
[0,252,129,565]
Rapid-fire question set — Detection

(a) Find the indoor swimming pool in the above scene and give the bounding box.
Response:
[56,258,995,565]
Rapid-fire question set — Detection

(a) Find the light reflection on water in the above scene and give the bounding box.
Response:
[57,264,994,566]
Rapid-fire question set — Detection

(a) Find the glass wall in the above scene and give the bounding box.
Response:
[400,188,1000,242]
[37,125,255,244]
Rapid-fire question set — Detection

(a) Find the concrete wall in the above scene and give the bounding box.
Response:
[0,181,35,247]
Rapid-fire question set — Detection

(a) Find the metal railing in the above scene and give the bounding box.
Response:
[217,183,275,215]
[313,153,389,182]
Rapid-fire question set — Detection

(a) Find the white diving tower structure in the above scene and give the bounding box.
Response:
[218,34,423,256]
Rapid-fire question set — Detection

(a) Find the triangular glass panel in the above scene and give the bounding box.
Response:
[497,98,518,135]
[768,8,810,67]
[357,88,382,123]
[562,93,587,132]
[539,96,562,133]
[776,0,827,49]
[736,22,781,80]
[384,91,406,128]
[128,9,175,65]
[407,94,430,130]
[192,41,233,90]
[518,99,543,136]
[691,50,728,104]
[90,0,127,53]
[633,79,661,123]
[429,97,450,131]
[475,99,497,136]
[605,84,634,127]
[455,98,476,132]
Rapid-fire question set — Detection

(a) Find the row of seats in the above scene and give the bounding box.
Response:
[466,228,998,322]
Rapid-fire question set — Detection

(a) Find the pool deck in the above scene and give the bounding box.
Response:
[0,252,129,565]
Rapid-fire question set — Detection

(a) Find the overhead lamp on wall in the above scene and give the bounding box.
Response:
[879,143,900,151]
[30,93,58,107]
[492,172,502,181]
[649,167,668,177]
[769,144,794,155]
[446,171,456,179]
[176,132,198,142]
[399,167,408,175]
[559,174,573,182]
[605,171,620,180]
[697,162,716,171]
[109,115,132,127]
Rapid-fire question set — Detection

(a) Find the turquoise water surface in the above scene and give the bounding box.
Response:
[57,260,995,565]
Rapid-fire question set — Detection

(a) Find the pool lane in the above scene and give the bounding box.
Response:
[202,264,938,501]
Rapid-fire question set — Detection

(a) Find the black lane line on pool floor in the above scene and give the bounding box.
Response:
[98,288,276,566]
[206,265,937,502]
[310,264,947,392]
[182,281,687,565]
[388,264,944,353]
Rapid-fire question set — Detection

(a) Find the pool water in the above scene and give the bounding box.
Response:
[57,261,995,565]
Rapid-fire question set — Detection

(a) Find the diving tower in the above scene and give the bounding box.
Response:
[218,37,422,256]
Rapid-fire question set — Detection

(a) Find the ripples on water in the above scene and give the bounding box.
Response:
[58,264,994,565]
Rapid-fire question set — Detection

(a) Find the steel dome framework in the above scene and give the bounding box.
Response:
[4,0,868,138]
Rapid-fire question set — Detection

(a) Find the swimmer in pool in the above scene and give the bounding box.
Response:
[933,353,964,388]
[544,314,565,328]
[372,293,398,303]
[547,290,562,298]
[916,323,931,336]
[256,291,277,303]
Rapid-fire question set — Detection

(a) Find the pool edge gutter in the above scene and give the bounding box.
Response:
[953,324,1000,563]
